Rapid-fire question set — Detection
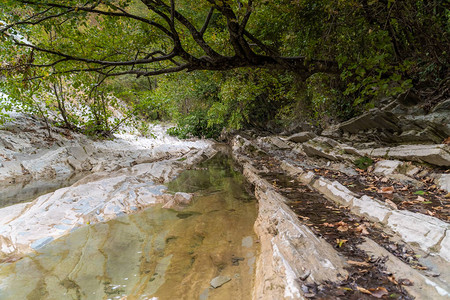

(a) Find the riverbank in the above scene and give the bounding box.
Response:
[0,113,215,262]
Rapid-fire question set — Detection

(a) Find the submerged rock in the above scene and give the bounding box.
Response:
[210,275,231,288]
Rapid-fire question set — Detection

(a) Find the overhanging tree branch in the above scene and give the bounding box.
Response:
[2,0,341,81]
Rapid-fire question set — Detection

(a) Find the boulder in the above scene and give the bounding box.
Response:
[286,131,316,143]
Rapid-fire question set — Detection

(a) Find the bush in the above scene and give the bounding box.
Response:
[167,110,223,139]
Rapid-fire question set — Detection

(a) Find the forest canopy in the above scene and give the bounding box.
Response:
[1,0,449,137]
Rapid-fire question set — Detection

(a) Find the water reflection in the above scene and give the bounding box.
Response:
[0,153,258,299]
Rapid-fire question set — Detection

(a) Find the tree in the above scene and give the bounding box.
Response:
[1,0,339,81]
[1,0,448,134]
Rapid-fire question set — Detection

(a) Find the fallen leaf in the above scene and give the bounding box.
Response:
[337,225,349,232]
[401,201,415,205]
[369,287,389,298]
[355,168,365,172]
[443,137,450,144]
[399,186,409,191]
[355,224,369,235]
[379,186,394,194]
[445,193,450,199]
[322,222,335,227]
[414,190,425,195]
[416,196,426,202]
[387,276,398,285]
[347,260,371,267]
[381,177,389,183]
[385,199,398,210]
[365,185,377,191]
[427,210,435,216]
[336,239,348,247]
[356,286,372,295]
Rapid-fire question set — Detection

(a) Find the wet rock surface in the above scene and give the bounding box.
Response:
[0,113,217,262]
[0,152,258,300]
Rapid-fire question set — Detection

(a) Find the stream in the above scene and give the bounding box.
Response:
[0,152,258,300]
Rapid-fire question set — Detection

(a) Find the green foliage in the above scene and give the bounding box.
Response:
[167,110,223,139]
[1,0,448,138]
[354,156,374,170]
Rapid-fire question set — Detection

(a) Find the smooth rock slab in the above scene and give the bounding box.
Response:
[387,210,449,254]
[373,160,403,175]
[210,275,231,288]
[364,144,450,167]
[352,195,392,224]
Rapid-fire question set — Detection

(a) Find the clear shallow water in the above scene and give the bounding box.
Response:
[0,153,258,299]
[0,172,89,208]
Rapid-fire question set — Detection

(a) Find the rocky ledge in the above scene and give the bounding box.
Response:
[0,113,216,262]
[231,135,450,299]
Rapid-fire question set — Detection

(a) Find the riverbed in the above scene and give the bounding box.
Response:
[0,152,258,299]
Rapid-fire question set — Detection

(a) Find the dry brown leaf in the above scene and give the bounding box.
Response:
[322,222,334,227]
[356,286,372,295]
[379,186,395,194]
[401,201,414,205]
[355,224,369,235]
[364,185,377,191]
[416,196,426,202]
[399,186,409,191]
[443,137,450,144]
[347,260,371,267]
[337,225,349,232]
[387,275,398,285]
[385,199,398,210]
[427,210,435,216]
[445,193,450,199]
[369,287,389,298]
[381,177,389,183]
